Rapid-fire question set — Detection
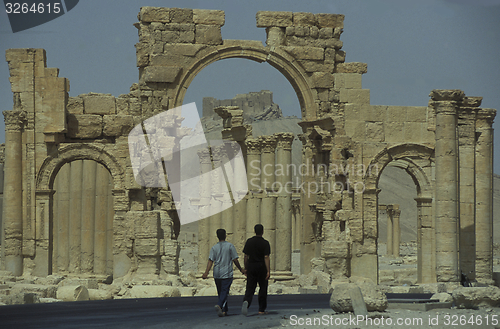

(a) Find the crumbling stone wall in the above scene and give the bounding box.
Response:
[1,7,496,286]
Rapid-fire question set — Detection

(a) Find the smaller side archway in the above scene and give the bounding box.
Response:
[364,144,436,283]
[33,144,126,276]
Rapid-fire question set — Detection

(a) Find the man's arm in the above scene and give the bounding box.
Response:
[233,259,246,275]
[264,255,270,280]
[202,259,213,279]
[244,254,249,270]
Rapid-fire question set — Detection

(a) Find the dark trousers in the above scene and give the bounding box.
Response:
[214,278,233,313]
[243,263,268,312]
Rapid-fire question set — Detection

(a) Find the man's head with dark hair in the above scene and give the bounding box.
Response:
[216,229,226,241]
[254,224,264,236]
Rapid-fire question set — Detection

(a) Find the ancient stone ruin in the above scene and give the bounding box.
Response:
[0,7,496,300]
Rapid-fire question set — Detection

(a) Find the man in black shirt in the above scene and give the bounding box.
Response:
[241,224,271,316]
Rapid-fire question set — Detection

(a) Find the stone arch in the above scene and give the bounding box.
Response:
[364,143,434,198]
[36,143,125,192]
[364,143,436,283]
[173,45,317,120]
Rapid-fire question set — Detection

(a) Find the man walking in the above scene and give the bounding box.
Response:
[202,229,245,317]
[241,224,271,316]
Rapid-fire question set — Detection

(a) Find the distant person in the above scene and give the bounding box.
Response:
[202,228,245,317]
[241,224,271,316]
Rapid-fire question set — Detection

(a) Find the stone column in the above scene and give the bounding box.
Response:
[430,89,464,282]
[299,140,317,274]
[415,197,435,283]
[94,163,110,274]
[209,146,223,248]
[475,108,496,283]
[2,111,25,276]
[55,163,70,272]
[260,136,277,272]
[392,206,401,257]
[231,141,247,258]
[386,206,393,256]
[197,149,211,274]
[275,133,294,275]
[246,139,261,240]
[458,99,479,278]
[68,160,83,273]
[81,160,97,273]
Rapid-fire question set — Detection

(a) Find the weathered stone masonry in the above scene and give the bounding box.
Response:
[1,7,496,285]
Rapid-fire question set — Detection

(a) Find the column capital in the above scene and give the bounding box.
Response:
[476,108,497,125]
[274,132,294,150]
[197,148,212,165]
[258,136,277,153]
[429,89,465,102]
[3,110,26,132]
[246,139,261,155]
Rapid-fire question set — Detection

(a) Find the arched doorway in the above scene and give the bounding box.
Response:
[365,144,435,283]
[179,55,304,275]
[52,160,114,275]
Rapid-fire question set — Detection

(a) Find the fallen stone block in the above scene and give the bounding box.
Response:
[330,280,387,312]
[88,289,113,300]
[128,285,181,298]
[452,286,500,309]
[10,284,57,299]
[56,285,90,302]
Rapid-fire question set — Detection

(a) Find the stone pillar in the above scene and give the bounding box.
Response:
[2,111,25,276]
[94,163,110,274]
[209,146,223,248]
[275,133,294,275]
[246,139,261,240]
[475,108,496,283]
[260,136,277,272]
[81,160,97,273]
[415,197,435,283]
[392,206,401,257]
[68,160,83,273]
[458,99,479,278]
[55,163,70,272]
[430,89,464,282]
[197,149,211,274]
[299,141,317,274]
[386,206,393,256]
[232,142,248,258]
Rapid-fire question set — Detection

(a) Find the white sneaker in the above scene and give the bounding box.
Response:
[241,301,248,316]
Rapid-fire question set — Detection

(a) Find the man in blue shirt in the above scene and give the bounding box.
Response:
[202,229,245,317]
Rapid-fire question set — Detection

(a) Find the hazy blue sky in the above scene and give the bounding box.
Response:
[0,0,499,173]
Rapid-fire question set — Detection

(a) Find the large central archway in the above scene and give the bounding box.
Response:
[173,44,317,120]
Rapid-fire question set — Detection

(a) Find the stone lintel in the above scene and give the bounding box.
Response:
[462,96,482,107]
[256,11,293,28]
[335,62,367,74]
